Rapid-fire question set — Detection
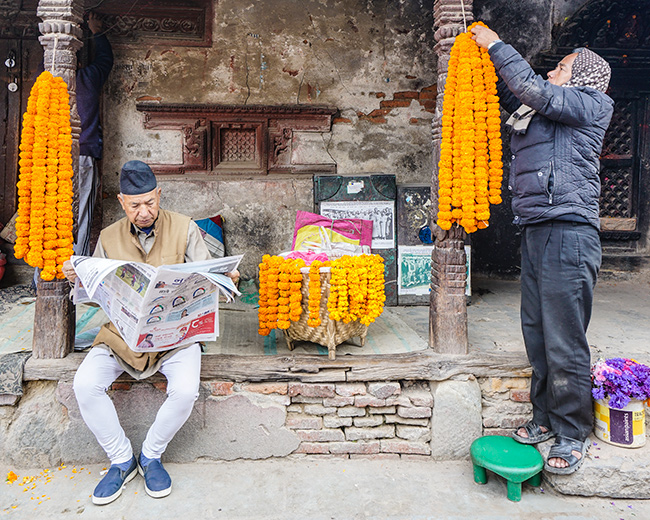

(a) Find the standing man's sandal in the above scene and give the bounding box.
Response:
[512,421,555,444]
[138,455,172,498]
[544,436,590,475]
[92,456,138,505]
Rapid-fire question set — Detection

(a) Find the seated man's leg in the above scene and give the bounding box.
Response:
[73,347,133,463]
[139,343,201,498]
[73,347,138,505]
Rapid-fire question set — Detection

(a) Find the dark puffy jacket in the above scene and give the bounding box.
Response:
[77,34,113,158]
[488,42,614,229]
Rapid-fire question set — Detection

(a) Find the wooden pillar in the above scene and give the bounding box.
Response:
[32,0,83,359]
[429,0,473,355]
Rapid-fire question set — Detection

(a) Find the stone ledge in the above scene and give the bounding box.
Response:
[23,350,532,384]
[539,435,650,499]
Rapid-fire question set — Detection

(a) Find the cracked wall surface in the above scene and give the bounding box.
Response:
[100,0,436,277]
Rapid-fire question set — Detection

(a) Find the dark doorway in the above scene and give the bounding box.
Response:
[0,38,41,228]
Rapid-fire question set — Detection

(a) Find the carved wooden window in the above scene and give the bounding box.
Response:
[212,122,266,174]
[136,104,336,175]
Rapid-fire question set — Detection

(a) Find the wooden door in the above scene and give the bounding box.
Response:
[0,38,41,227]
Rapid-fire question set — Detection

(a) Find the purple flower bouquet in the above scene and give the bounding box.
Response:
[591,358,650,409]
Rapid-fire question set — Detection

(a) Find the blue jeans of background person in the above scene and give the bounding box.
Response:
[520,220,601,442]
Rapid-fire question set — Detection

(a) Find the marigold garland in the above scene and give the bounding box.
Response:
[437,21,503,234]
[257,254,385,335]
[307,260,325,327]
[15,71,74,280]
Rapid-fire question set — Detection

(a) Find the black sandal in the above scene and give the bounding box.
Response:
[512,421,555,444]
[544,436,590,475]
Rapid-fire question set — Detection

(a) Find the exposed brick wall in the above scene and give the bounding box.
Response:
[478,377,533,436]
[342,85,438,124]
[201,380,433,458]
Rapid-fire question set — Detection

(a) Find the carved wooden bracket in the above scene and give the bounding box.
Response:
[136,103,337,175]
[0,0,40,39]
[95,0,212,47]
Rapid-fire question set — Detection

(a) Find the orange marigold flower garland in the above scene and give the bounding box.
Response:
[15,71,74,280]
[307,260,325,327]
[257,254,385,335]
[326,255,385,325]
[436,21,503,233]
[257,255,282,335]
[257,256,305,333]
[361,254,385,326]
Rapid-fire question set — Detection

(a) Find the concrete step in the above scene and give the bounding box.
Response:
[539,434,650,499]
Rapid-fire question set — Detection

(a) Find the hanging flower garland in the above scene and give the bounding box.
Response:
[307,260,326,327]
[257,254,385,335]
[437,21,503,234]
[15,71,74,280]
[257,254,282,335]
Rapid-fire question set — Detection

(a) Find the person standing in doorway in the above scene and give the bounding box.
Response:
[471,25,614,474]
[76,11,113,256]
[32,12,113,290]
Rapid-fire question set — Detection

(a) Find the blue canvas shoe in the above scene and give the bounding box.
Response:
[138,454,172,498]
[92,456,138,505]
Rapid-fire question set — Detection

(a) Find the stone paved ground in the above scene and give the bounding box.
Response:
[2,458,650,519]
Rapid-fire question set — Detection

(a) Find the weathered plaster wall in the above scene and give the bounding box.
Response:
[100,0,436,278]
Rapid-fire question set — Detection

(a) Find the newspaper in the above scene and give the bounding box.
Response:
[70,254,243,353]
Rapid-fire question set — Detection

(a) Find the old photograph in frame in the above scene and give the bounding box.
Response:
[398,245,471,297]
[319,200,395,249]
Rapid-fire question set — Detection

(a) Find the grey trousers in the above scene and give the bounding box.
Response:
[74,155,99,256]
[520,220,601,441]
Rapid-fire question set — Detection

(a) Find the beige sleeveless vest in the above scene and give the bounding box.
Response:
[92,209,191,372]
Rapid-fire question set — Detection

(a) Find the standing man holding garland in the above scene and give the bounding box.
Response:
[471,25,614,474]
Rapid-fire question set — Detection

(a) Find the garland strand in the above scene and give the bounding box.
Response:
[15,71,74,280]
[257,254,385,335]
[437,22,503,234]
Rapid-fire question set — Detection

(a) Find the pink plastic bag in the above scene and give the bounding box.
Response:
[291,210,373,252]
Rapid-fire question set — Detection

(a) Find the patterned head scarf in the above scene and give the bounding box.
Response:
[564,47,611,92]
[506,48,612,134]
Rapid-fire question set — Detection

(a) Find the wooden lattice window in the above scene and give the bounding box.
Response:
[600,99,635,219]
[136,104,336,175]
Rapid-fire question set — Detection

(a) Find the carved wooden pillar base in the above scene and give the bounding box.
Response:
[429,225,468,354]
[33,279,75,358]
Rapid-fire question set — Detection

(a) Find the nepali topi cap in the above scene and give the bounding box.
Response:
[120,160,157,195]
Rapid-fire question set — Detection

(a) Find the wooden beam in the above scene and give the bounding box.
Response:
[24,351,531,383]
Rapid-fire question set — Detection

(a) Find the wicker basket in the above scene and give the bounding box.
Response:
[282,271,368,360]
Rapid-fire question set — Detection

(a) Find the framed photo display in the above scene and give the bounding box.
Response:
[319,200,395,249]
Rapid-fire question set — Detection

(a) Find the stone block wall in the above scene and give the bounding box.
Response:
[206,380,434,459]
[478,376,533,436]
[1,377,490,466]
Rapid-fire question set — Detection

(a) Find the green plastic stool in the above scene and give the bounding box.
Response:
[470,435,544,502]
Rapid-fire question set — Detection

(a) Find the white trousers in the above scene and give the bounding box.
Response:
[73,344,201,465]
